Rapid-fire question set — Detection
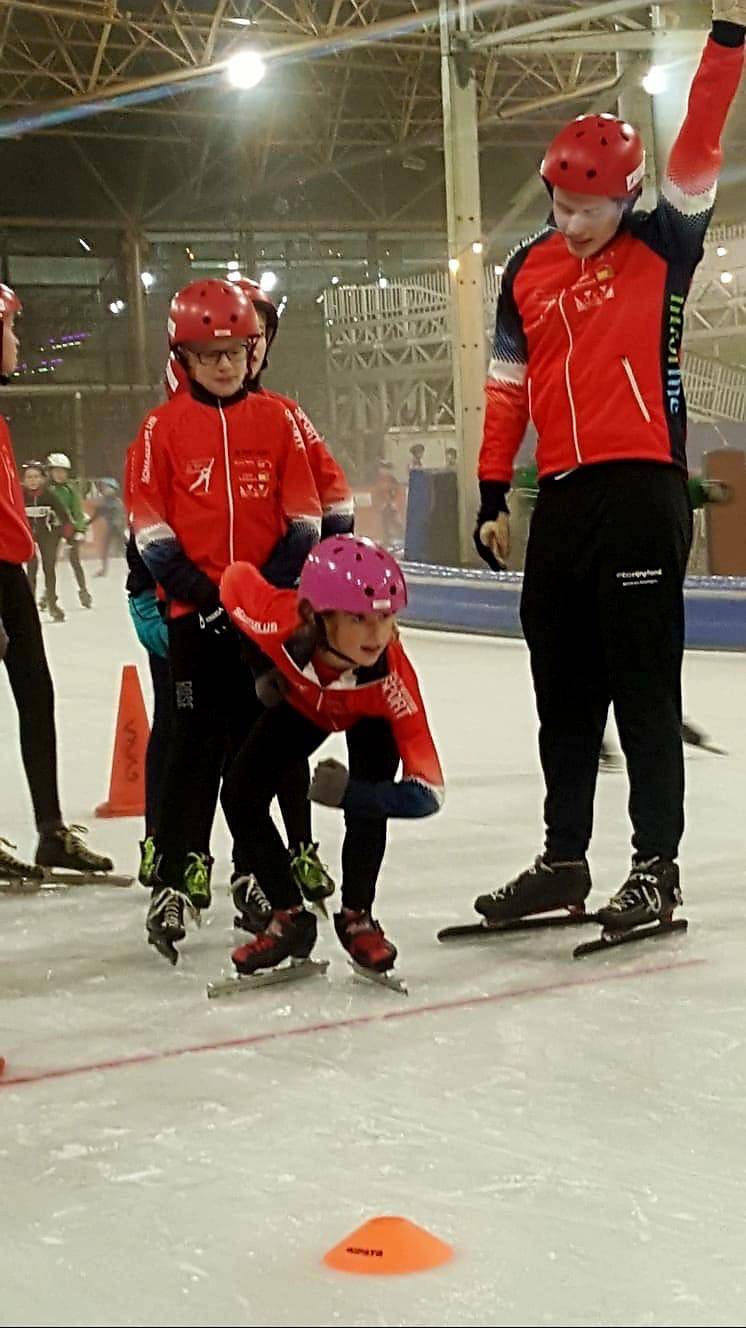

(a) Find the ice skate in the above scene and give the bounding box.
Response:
[147,886,197,965]
[231,873,273,932]
[0,838,44,891]
[574,859,687,958]
[334,908,407,993]
[35,824,114,880]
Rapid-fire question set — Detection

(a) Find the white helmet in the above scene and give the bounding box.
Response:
[47,452,71,469]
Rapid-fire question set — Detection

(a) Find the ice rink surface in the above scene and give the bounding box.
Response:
[1,570,745,1328]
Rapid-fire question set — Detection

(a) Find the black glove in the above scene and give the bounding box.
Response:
[309,758,350,808]
[473,479,510,572]
[255,667,289,708]
[199,605,231,637]
[0,616,8,661]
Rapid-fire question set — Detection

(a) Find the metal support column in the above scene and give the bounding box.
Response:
[439,0,486,565]
[123,230,147,385]
[72,390,85,478]
[646,1,709,177]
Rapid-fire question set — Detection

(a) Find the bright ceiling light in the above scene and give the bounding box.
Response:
[642,65,668,96]
[226,50,267,90]
[720,270,735,284]
[259,270,278,292]
[140,271,155,290]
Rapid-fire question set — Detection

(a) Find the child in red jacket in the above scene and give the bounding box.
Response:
[220,536,444,977]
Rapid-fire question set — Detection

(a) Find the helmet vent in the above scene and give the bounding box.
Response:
[586,168,597,180]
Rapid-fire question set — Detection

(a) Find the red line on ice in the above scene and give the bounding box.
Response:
[1,956,703,1089]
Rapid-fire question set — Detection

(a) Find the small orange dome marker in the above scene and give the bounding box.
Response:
[323,1216,453,1276]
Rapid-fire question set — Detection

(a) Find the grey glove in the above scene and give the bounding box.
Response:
[0,616,7,661]
[255,667,289,708]
[309,758,350,808]
[713,1,746,23]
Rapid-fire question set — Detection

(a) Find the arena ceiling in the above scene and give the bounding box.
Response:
[0,0,743,245]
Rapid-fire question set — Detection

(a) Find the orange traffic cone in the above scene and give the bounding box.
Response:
[323,1216,453,1276]
[95,664,150,818]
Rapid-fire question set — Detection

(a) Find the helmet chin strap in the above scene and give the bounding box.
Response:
[314,613,359,669]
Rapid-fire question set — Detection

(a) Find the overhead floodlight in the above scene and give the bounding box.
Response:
[377,275,389,289]
[259,270,278,292]
[642,65,667,96]
[78,237,91,253]
[109,299,125,315]
[227,260,240,271]
[330,275,340,286]
[720,270,735,284]
[717,246,728,258]
[472,241,484,255]
[448,257,460,274]
[227,50,267,90]
[140,271,155,290]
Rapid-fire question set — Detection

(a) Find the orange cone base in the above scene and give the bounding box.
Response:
[323,1216,453,1276]
[94,800,144,819]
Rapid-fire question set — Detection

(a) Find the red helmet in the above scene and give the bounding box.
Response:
[0,284,21,318]
[235,278,279,347]
[167,279,259,348]
[540,114,645,198]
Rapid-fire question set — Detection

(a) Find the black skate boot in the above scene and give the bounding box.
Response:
[48,601,65,623]
[231,905,317,975]
[0,838,44,883]
[79,588,93,609]
[596,859,682,934]
[475,855,592,925]
[147,886,197,965]
[35,824,114,876]
[232,873,273,932]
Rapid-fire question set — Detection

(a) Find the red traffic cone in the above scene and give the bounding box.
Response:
[95,664,150,818]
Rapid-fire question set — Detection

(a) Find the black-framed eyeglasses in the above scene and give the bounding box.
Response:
[188,338,257,367]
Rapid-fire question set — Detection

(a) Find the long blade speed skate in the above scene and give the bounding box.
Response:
[0,871,134,894]
[573,917,688,958]
[438,911,598,942]
[207,957,330,998]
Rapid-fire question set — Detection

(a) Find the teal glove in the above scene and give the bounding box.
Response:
[128,589,169,659]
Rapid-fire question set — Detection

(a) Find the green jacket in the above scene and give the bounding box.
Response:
[48,479,88,533]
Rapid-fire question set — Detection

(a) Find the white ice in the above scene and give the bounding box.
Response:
[1,573,745,1328]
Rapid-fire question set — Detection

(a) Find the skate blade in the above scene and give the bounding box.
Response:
[348,959,408,996]
[147,933,181,966]
[438,912,598,942]
[39,871,133,888]
[0,876,45,895]
[573,916,688,959]
[207,957,330,999]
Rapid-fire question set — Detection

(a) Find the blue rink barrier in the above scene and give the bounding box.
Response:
[400,563,746,651]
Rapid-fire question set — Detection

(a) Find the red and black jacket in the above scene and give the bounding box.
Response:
[0,419,34,565]
[478,23,745,518]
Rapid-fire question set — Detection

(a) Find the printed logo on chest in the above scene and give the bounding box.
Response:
[237,455,273,499]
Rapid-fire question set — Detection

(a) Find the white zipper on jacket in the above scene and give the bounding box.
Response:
[527,375,536,430]
[558,289,582,464]
[621,356,652,423]
[218,403,235,564]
